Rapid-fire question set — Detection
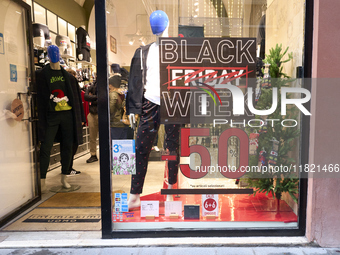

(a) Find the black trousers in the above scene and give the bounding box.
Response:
[130,98,180,194]
[40,111,74,178]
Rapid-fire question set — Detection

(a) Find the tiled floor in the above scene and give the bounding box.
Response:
[44,152,165,196]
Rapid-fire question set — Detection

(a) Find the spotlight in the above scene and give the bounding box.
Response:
[129,38,135,45]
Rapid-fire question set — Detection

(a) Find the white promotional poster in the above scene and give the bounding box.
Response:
[140,201,159,218]
[164,201,182,217]
[112,140,136,175]
[202,194,219,217]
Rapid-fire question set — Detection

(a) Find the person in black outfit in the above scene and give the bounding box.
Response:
[84,80,99,163]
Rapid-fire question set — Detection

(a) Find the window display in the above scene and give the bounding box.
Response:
[110,0,306,233]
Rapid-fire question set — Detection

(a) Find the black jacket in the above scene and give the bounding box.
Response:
[69,75,86,145]
[84,81,98,115]
[76,26,91,52]
[126,43,152,115]
[36,64,83,145]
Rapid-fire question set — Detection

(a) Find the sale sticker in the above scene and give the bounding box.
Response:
[202,194,219,217]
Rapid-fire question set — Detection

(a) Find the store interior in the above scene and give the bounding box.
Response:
[0,0,305,232]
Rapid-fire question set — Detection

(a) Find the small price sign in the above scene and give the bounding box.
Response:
[202,194,218,217]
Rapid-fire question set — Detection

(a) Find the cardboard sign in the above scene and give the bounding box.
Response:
[140,201,159,218]
[202,194,219,217]
[112,140,136,175]
[165,201,182,217]
[11,99,24,121]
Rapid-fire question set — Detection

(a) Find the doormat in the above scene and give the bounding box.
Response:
[38,190,125,208]
[3,208,101,231]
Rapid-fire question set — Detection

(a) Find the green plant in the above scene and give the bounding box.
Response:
[247,44,299,205]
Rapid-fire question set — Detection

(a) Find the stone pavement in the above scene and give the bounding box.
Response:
[0,246,339,255]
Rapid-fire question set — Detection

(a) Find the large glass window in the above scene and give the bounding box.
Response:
[106,0,306,233]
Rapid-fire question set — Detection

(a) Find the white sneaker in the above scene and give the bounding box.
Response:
[66,169,81,177]
[153,146,160,152]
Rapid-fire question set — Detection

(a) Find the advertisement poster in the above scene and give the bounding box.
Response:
[112,140,136,175]
[202,194,218,217]
[159,37,257,124]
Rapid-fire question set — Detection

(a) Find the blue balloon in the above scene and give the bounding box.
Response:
[149,10,169,35]
[47,45,60,63]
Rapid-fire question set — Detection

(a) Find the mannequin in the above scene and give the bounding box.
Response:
[127,10,180,209]
[76,25,91,62]
[36,45,77,193]
[56,35,72,56]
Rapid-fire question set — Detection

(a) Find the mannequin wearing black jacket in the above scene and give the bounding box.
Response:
[36,60,77,192]
[76,25,91,62]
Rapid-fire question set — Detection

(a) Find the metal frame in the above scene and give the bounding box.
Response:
[95,0,112,239]
[97,0,314,238]
[0,0,41,229]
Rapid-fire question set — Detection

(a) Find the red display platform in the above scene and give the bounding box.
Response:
[119,191,297,223]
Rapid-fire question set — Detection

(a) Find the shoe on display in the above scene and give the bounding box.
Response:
[152,146,160,152]
[66,169,81,176]
[86,155,98,163]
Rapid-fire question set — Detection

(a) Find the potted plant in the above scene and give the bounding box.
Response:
[246,44,299,211]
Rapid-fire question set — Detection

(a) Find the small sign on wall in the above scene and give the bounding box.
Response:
[10,64,17,82]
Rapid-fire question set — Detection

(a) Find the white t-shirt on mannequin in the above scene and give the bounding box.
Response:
[144,42,160,105]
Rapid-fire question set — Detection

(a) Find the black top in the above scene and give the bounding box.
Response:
[84,81,98,115]
[76,26,91,52]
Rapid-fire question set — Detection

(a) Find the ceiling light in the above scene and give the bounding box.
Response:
[129,38,135,45]
[194,2,199,6]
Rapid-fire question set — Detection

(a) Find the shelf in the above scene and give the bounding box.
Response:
[61,54,75,60]
[75,60,95,66]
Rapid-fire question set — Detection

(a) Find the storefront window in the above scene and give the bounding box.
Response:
[105,0,306,233]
